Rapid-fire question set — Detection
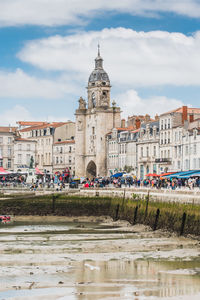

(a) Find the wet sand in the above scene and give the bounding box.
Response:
[0,216,200,299]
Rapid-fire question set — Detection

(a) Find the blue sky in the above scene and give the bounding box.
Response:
[1,0,200,125]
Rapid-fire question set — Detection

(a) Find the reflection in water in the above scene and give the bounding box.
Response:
[0,218,200,299]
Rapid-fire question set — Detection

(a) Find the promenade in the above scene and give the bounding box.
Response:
[1,185,200,205]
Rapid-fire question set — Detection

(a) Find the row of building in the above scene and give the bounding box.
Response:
[0,105,200,178]
[107,106,200,178]
[0,121,75,175]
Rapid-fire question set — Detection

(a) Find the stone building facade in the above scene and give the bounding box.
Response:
[0,127,17,171]
[20,122,75,173]
[13,138,36,172]
[53,140,75,175]
[75,48,121,178]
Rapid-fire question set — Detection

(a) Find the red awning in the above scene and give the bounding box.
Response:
[35,167,43,175]
[145,173,159,177]
[158,172,175,177]
[0,167,9,174]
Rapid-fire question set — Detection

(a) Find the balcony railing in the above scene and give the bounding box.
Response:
[155,158,172,163]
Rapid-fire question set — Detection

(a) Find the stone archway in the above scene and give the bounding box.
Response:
[86,161,96,178]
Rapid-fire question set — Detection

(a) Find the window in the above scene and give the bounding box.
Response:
[18,154,22,164]
[146,146,149,157]
[141,147,143,158]
[161,120,163,130]
[193,158,197,169]
[178,145,181,155]
[168,119,170,129]
[178,161,181,169]
[69,156,72,164]
[185,145,188,155]
[18,144,22,151]
[194,144,197,155]
[0,137,3,143]
[0,147,2,157]
[8,159,11,168]
[56,157,59,164]
[8,137,12,144]
[153,146,156,157]
[27,144,30,151]
[174,146,177,158]
[185,159,189,170]
[8,146,12,157]
[60,157,63,164]
[0,159,3,167]
[60,147,63,153]
[92,127,95,135]
[26,154,30,165]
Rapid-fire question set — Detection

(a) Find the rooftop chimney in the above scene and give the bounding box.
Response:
[182,106,188,124]
[135,118,141,129]
[189,114,194,123]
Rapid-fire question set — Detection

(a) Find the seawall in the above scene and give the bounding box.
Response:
[0,193,199,236]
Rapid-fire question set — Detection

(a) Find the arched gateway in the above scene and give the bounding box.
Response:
[86,161,96,178]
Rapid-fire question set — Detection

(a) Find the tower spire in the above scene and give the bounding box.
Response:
[98,43,100,56]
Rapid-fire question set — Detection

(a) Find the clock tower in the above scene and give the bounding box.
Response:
[75,46,121,178]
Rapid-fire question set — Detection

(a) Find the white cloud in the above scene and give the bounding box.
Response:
[0,105,32,126]
[0,69,79,99]
[0,105,71,126]
[0,0,200,27]
[18,28,200,87]
[117,89,184,118]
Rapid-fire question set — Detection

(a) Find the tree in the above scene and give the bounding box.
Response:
[124,165,133,173]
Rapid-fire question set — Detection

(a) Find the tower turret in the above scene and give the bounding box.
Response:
[88,45,111,109]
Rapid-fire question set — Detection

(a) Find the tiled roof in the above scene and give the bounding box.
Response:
[15,138,36,142]
[161,107,200,116]
[54,140,75,145]
[0,127,17,133]
[17,121,47,126]
[20,122,73,132]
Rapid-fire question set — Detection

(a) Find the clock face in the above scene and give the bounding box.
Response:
[92,93,96,107]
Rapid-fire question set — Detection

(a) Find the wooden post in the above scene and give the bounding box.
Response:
[180,212,187,236]
[115,204,120,221]
[121,188,126,213]
[52,195,56,213]
[133,206,138,224]
[153,208,160,231]
[145,190,150,220]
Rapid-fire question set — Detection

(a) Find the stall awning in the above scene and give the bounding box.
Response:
[145,173,159,177]
[111,172,124,178]
[0,167,9,175]
[35,167,43,175]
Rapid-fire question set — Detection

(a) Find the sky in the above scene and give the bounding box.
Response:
[1,0,200,125]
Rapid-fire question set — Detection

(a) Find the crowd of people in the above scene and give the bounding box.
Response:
[83,176,200,190]
[1,174,200,190]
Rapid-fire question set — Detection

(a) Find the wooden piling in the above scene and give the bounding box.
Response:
[180,212,187,236]
[115,204,120,221]
[153,208,160,231]
[133,206,138,224]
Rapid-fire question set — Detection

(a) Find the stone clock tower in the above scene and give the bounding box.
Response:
[75,46,121,178]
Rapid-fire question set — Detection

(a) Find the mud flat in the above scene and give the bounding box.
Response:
[0,216,200,300]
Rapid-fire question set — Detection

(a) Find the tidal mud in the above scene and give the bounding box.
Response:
[0,216,200,299]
